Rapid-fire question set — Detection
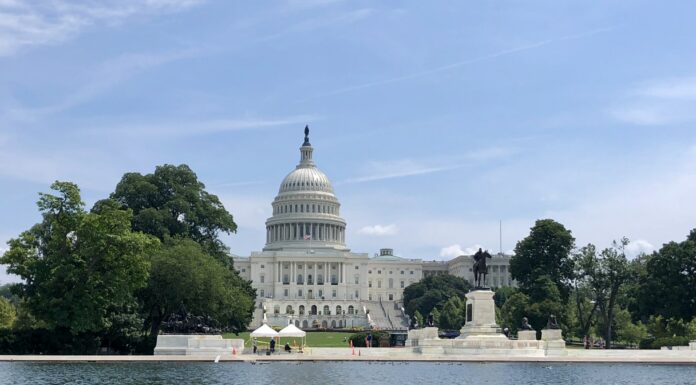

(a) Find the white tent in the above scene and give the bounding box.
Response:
[278,324,306,337]
[278,324,306,352]
[250,323,279,338]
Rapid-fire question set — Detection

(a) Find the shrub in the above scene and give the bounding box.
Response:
[349,331,388,347]
[650,336,690,349]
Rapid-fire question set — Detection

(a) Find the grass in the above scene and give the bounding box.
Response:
[222,331,355,348]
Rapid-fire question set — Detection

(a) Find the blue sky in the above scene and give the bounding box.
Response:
[1,0,696,283]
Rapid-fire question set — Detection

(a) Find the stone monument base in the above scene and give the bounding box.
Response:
[154,335,244,356]
[457,289,507,340]
[541,328,567,356]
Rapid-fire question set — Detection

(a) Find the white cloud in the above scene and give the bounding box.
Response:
[87,115,318,138]
[625,239,655,258]
[611,76,696,125]
[439,243,487,258]
[0,0,204,56]
[341,160,464,184]
[358,224,398,236]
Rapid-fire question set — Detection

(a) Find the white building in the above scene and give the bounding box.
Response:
[233,128,513,330]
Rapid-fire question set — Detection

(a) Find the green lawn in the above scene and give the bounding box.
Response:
[223,331,354,348]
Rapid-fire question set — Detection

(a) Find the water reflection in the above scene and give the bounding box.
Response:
[0,362,694,385]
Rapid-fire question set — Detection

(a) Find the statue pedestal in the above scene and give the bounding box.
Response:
[541,328,566,355]
[518,330,537,340]
[457,289,506,340]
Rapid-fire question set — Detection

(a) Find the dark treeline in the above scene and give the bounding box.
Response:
[403,219,696,349]
[0,164,255,354]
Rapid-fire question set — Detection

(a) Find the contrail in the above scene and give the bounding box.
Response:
[298,26,617,101]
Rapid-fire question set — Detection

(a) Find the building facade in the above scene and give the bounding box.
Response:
[234,128,513,330]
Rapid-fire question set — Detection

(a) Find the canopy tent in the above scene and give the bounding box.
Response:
[278,324,306,337]
[278,323,306,352]
[250,323,278,338]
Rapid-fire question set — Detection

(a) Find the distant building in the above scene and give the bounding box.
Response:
[233,128,513,330]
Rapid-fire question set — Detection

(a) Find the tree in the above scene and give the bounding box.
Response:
[413,310,424,328]
[635,229,696,321]
[109,164,237,264]
[594,239,631,349]
[0,297,16,329]
[403,275,471,321]
[0,182,156,335]
[571,244,601,338]
[140,239,255,338]
[510,219,575,300]
[500,292,530,335]
[439,296,465,331]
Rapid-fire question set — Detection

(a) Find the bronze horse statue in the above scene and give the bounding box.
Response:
[472,248,492,288]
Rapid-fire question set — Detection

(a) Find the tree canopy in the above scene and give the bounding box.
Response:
[0,182,156,334]
[109,164,236,263]
[510,219,575,300]
[403,274,471,322]
[141,239,255,336]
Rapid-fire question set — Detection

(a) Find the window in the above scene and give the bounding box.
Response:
[400,270,404,275]
[410,271,414,275]
[283,274,289,284]
[298,289,303,297]
[332,289,337,298]
[241,268,246,273]
[368,281,372,288]
[274,305,280,314]
[284,289,288,297]
[260,274,265,283]
[355,290,359,299]
[377,280,382,288]
[400,281,405,288]
[318,289,323,298]
[388,294,394,301]
[389,271,393,274]
[260,264,265,269]
[355,266,359,270]
[377,270,381,274]
[368,270,372,274]
[354,275,359,284]
[259,289,264,297]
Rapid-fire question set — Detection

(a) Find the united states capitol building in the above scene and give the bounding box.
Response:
[233,128,514,330]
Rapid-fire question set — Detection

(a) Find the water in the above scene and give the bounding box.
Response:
[0,362,695,385]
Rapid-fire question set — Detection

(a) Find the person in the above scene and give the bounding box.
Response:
[284,342,291,353]
[269,338,276,353]
[583,335,589,350]
[252,338,258,354]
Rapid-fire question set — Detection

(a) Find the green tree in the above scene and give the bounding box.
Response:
[593,239,631,349]
[0,297,16,328]
[403,275,471,320]
[510,219,575,300]
[141,239,255,337]
[612,308,647,347]
[413,310,424,328]
[439,296,465,330]
[0,181,156,335]
[571,244,600,339]
[430,307,441,327]
[635,229,696,321]
[109,164,237,264]
[494,286,518,309]
[500,292,531,335]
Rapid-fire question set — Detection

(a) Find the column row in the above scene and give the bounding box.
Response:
[266,222,345,243]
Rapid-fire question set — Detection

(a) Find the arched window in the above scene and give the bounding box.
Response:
[331,320,336,328]
[311,305,317,315]
[299,305,305,315]
[323,305,330,315]
[348,305,355,314]
[307,274,313,285]
[295,320,300,327]
[274,305,280,314]
[302,320,309,329]
[297,274,303,284]
[336,305,342,315]
[286,305,293,314]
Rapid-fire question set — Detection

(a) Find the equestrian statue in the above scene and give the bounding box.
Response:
[472,248,492,288]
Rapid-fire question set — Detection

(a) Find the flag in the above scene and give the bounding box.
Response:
[304,235,311,240]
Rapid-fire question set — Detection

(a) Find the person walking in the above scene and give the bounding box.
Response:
[252,338,258,354]
[270,338,276,353]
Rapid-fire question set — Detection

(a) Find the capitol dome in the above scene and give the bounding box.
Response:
[278,166,334,194]
[264,126,348,251]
